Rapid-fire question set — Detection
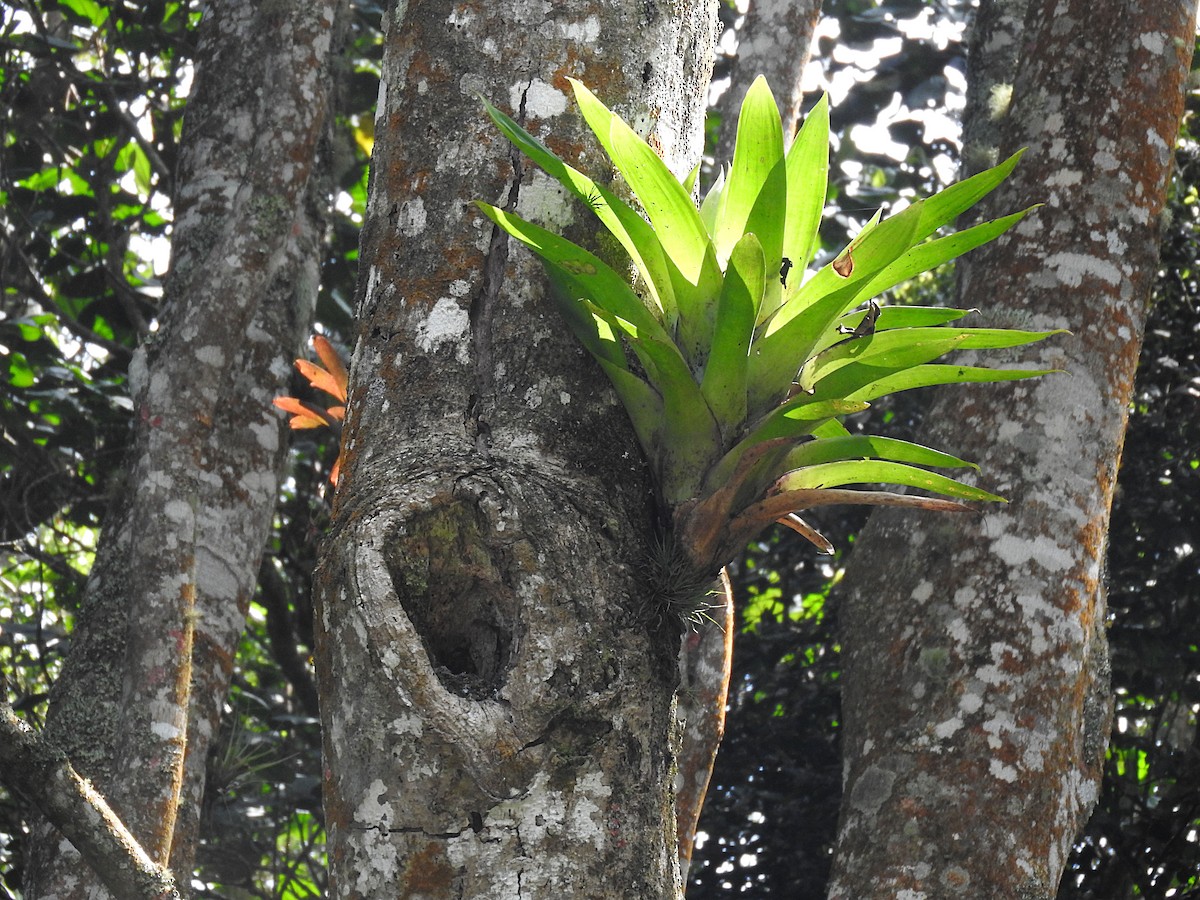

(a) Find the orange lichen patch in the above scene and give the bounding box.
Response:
[405,48,449,86]
[549,48,586,95]
[401,842,457,894]
[397,274,450,311]
[995,644,1024,675]
[322,788,352,833]
[570,62,627,112]
[990,739,1023,771]
[543,135,588,168]
[442,241,483,274]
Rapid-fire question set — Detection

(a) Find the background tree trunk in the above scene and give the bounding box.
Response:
[312,0,717,896]
[24,2,344,894]
[828,1,1196,896]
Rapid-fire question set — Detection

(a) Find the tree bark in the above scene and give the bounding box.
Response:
[23,2,344,895]
[958,0,1028,180]
[312,0,717,896]
[0,704,181,900]
[828,1,1195,897]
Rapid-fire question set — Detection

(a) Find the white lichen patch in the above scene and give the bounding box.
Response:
[989,759,1018,782]
[365,264,380,302]
[240,468,277,498]
[149,369,171,403]
[1014,593,1057,655]
[934,717,963,739]
[395,198,426,237]
[569,771,612,848]
[982,709,1018,749]
[249,421,279,452]
[1139,30,1166,53]
[352,824,398,893]
[525,78,569,119]
[150,721,181,741]
[445,5,473,28]
[354,778,394,826]
[415,297,470,362]
[484,767,612,852]
[196,549,241,601]
[147,470,174,491]
[991,533,1075,574]
[164,499,192,523]
[975,660,1008,687]
[952,585,979,609]
[194,348,225,367]
[946,616,971,644]
[1045,168,1082,189]
[388,713,423,738]
[518,171,575,229]
[380,645,402,671]
[1046,251,1123,287]
[848,764,897,816]
[1020,723,1055,772]
[557,14,601,44]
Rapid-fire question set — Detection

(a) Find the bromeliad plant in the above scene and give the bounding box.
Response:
[273,335,348,485]
[476,76,1058,576]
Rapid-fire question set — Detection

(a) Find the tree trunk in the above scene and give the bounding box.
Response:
[828,1,1195,896]
[312,0,717,896]
[24,2,343,895]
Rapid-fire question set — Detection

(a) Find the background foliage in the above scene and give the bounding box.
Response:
[1,1,1196,897]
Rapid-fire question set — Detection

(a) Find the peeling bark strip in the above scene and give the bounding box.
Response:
[25,1,345,896]
[315,0,718,896]
[829,1,1195,897]
[675,572,733,881]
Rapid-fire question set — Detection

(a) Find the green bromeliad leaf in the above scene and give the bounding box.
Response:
[779,435,978,472]
[779,93,829,307]
[478,76,1060,571]
[570,79,724,368]
[701,232,764,438]
[775,460,1005,503]
[712,77,786,272]
[796,325,1063,394]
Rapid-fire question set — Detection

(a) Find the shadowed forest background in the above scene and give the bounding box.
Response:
[1,0,1198,897]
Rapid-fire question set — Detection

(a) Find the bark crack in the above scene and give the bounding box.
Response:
[468,82,529,457]
[353,821,466,839]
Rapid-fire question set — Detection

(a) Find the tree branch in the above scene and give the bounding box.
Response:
[0,704,182,900]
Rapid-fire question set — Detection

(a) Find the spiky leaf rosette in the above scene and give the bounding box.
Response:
[476,77,1059,573]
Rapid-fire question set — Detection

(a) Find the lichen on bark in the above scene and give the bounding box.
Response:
[314,0,719,896]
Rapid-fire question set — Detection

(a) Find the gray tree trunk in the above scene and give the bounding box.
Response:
[828,1,1196,896]
[312,0,717,897]
[23,2,343,895]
